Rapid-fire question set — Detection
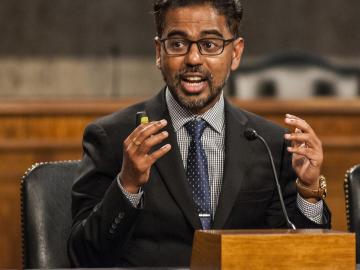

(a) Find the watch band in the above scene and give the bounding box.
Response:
[296,175,327,199]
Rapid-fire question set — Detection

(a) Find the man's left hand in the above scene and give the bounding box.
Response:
[284,114,323,201]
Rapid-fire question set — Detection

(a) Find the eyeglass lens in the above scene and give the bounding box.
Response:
[164,38,225,55]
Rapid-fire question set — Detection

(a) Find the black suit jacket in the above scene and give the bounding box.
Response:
[68,89,331,267]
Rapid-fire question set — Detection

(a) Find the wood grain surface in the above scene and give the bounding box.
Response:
[191,230,355,270]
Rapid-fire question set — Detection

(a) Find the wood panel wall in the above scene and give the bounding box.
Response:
[0,98,359,268]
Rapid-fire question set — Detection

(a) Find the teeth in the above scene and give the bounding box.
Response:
[185,81,203,85]
[184,76,203,82]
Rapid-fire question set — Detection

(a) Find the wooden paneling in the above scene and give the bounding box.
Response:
[0,98,359,268]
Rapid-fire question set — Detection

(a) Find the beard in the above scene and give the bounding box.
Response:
[161,65,228,112]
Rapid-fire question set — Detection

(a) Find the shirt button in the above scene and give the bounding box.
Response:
[114,217,121,224]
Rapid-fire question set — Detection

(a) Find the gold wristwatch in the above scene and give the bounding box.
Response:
[296,175,327,199]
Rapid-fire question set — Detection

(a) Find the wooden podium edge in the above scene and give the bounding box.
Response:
[190,229,355,270]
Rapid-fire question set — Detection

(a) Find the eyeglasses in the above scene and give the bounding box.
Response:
[158,37,235,56]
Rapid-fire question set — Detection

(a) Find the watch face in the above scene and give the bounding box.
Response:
[296,177,327,199]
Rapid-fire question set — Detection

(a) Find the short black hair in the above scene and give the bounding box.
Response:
[153,0,243,38]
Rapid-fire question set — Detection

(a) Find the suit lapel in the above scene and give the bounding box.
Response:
[143,91,254,229]
[213,100,253,229]
[145,89,201,229]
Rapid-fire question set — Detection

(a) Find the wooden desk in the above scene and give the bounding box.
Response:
[0,98,359,268]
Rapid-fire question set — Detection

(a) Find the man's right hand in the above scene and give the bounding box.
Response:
[119,119,171,193]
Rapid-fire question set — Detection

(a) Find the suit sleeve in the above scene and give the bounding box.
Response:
[265,137,331,229]
[68,123,141,267]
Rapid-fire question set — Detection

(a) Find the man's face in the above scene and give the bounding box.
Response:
[155,4,244,114]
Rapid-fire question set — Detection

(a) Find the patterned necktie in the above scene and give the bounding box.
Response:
[185,119,212,229]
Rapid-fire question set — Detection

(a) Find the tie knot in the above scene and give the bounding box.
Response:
[185,119,207,140]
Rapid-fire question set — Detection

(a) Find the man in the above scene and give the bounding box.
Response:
[68,0,330,267]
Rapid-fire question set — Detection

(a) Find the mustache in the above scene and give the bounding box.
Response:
[175,66,212,81]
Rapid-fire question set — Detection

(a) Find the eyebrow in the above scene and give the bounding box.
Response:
[166,30,188,38]
[165,29,224,39]
[200,30,224,38]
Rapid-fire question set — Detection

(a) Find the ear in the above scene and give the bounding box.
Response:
[155,37,162,69]
[230,37,244,71]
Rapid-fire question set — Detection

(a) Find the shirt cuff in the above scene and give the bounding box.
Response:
[117,174,143,208]
[296,193,324,224]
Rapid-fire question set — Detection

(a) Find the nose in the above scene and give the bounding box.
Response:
[184,42,203,66]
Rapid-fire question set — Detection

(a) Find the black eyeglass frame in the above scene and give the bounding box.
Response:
[158,37,236,56]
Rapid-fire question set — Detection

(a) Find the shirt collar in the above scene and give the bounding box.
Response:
[165,87,225,134]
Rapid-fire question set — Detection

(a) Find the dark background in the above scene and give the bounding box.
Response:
[0,0,359,58]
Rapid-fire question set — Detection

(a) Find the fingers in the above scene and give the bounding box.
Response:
[284,113,323,168]
[284,114,314,135]
[120,119,172,189]
[123,118,171,164]
[284,131,317,149]
[124,119,168,151]
[136,130,169,155]
[147,143,172,166]
[135,119,168,142]
[284,114,322,149]
[287,145,322,167]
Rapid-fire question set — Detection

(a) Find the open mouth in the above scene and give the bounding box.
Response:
[180,75,208,93]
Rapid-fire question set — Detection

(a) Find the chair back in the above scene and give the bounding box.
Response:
[344,164,360,263]
[21,161,79,269]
